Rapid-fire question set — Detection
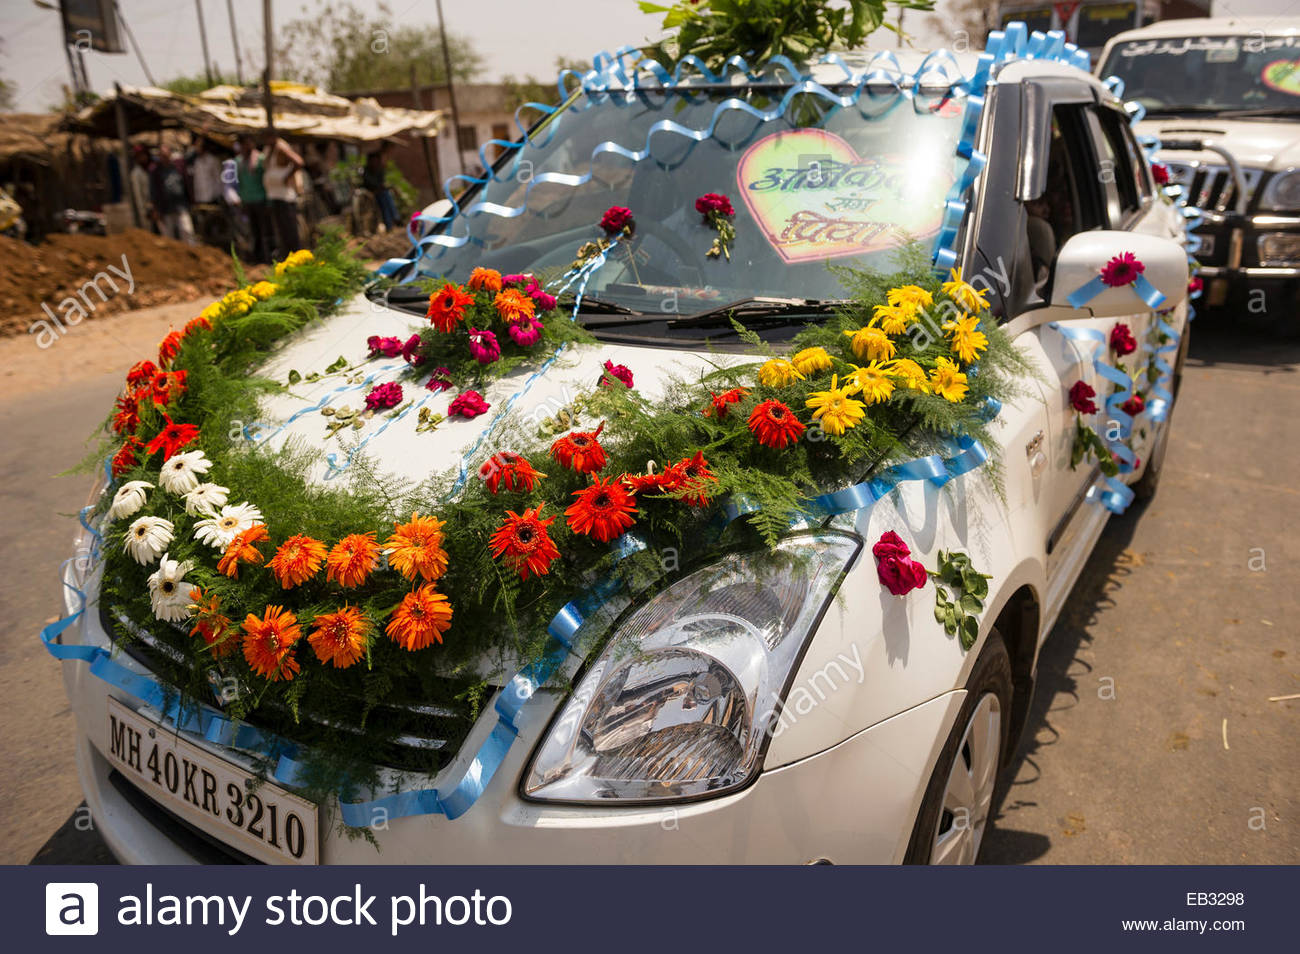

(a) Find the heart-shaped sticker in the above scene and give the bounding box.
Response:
[1261,59,1300,96]
[735,128,952,264]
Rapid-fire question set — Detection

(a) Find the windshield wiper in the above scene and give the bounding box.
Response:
[1212,107,1300,119]
[668,296,846,329]
[570,296,644,316]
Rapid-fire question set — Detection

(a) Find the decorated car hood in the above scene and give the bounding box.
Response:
[251,293,745,489]
[1136,117,1300,171]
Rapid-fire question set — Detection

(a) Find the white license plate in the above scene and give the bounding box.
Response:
[106,698,319,864]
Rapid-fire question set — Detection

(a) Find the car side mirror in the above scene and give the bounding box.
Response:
[1050,230,1189,318]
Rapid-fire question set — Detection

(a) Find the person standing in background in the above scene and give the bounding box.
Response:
[263,131,305,258]
[362,143,399,233]
[129,146,153,232]
[236,135,271,263]
[190,138,224,205]
[150,143,196,244]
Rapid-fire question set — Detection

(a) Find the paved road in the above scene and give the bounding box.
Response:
[2,311,1296,865]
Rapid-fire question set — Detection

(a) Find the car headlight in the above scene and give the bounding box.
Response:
[522,532,862,804]
[1260,169,1300,211]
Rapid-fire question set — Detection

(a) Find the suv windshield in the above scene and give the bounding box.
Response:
[1100,36,1300,115]
[415,86,966,315]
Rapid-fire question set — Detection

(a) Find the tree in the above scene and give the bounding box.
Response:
[160,72,238,96]
[0,39,17,110]
[276,1,483,93]
[502,57,590,112]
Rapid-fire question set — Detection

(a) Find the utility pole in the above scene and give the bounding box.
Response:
[195,0,214,87]
[225,0,244,84]
[262,0,275,133]
[434,0,465,179]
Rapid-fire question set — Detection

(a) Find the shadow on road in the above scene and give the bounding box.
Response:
[29,803,116,864]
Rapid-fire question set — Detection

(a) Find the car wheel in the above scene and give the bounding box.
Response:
[903,631,1012,864]
[1132,322,1189,501]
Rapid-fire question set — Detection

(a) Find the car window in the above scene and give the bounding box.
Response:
[1023,105,1104,290]
[1093,106,1144,224]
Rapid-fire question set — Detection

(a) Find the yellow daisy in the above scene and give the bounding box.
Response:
[872,303,916,335]
[929,357,969,403]
[791,346,833,376]
[805,374,867,435]
[843,326,896,363]
[889,358,930,393]
[844,363,896,405]
[942,314,989,365]
[941,267,990,313]
[758,358,805,388]
[887,285,933,312]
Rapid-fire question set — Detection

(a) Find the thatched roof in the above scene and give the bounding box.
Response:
[61,83,445,146]
[0,114,68,164]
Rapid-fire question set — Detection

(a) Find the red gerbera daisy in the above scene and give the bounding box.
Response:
[145,412,200,460]
[489,505,561,580]
[112,390,141,435]
[427,282,475,333]
[478,451,547,494]
[1100,251,1144,288]
[566,475,638,543]
[748,399,806,448]
[149,370,188,406]
[183,315,212,337]
[675,450,717,507]
[550,421,608,474]
[126,359,158,388]
[623,462,685,495]
[158,329,184,368]
[112,436,144,477]
[241,605,302,681]
[704,387,749,418]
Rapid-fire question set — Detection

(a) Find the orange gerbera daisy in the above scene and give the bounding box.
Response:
[188,587,236,657]
[267,533,327,589]
[550,421,608,474]
[384,512,449,582]
[566,475,638,543]
[426,282,475,333]
[241,605,302,681]
[149,369,188,406]
[467,267,503,293]
[675,450,717,507]
[217,524,270,578]
[489,505,560,580]
[325,532,380,587]
[493,288,535,324]
[478,451,547,494]
[158,329,184,368]
[308,606,371,668]
[183,314,213,337]
[624,462,685,496]
[386,584,453,651]
[748,399,806,449]
[703,387,749,419]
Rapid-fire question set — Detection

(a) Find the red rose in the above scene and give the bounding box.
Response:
[1109,322,1137,356]
[1121,393,1145,416]
[600,359,634,389]
[1069,381,1098,415]
[1151,163,1170,185]
[1188,275,1203,293]
[877,555,929,596]
[599,206,634,235]
[695,193,734,217]
[872,530,911,562]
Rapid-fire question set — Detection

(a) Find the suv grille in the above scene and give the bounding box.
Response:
[1164,162,1263,213]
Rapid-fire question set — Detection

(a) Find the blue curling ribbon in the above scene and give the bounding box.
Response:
[1066,273,1166,310]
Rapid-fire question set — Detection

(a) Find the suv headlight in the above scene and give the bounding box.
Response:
[522,532,861,804]
[1260,169,1300,211]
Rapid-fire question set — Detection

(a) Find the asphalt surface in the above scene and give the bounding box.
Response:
[1,309,1296,866]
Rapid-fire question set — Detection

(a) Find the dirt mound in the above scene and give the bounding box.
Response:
[0,230,246,337]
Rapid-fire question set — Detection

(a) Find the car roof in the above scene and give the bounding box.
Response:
[1105,16,1300,43]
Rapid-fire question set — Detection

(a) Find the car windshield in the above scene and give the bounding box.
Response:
[1100,36,1300,115]
[414,85,967,315]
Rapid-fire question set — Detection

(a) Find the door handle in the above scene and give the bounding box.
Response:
[1026,430,1047,478]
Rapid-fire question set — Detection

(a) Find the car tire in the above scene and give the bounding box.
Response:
[1132,320,1189,501]
[903,630,1013,864]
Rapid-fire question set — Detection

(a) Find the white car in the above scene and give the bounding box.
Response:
[52,29,1190,865]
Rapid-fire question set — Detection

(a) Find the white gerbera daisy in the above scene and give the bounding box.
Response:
[158,449,213,494]
[193,502,264,549]
[183,482,230,515]
[147,553,195,622]
[106,480,153,521]
[124,515,174,564]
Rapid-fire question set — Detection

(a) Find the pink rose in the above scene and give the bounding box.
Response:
[599,206,634,235]
[600,359,634,389]
[366,335,404,358]
[695,192,734,217]
[448,389,490,418]
[425,367,452,392]
[401,333,425,365]
[364,381,403,410]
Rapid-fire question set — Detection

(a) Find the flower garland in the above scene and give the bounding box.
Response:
[84,235,1032,812]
